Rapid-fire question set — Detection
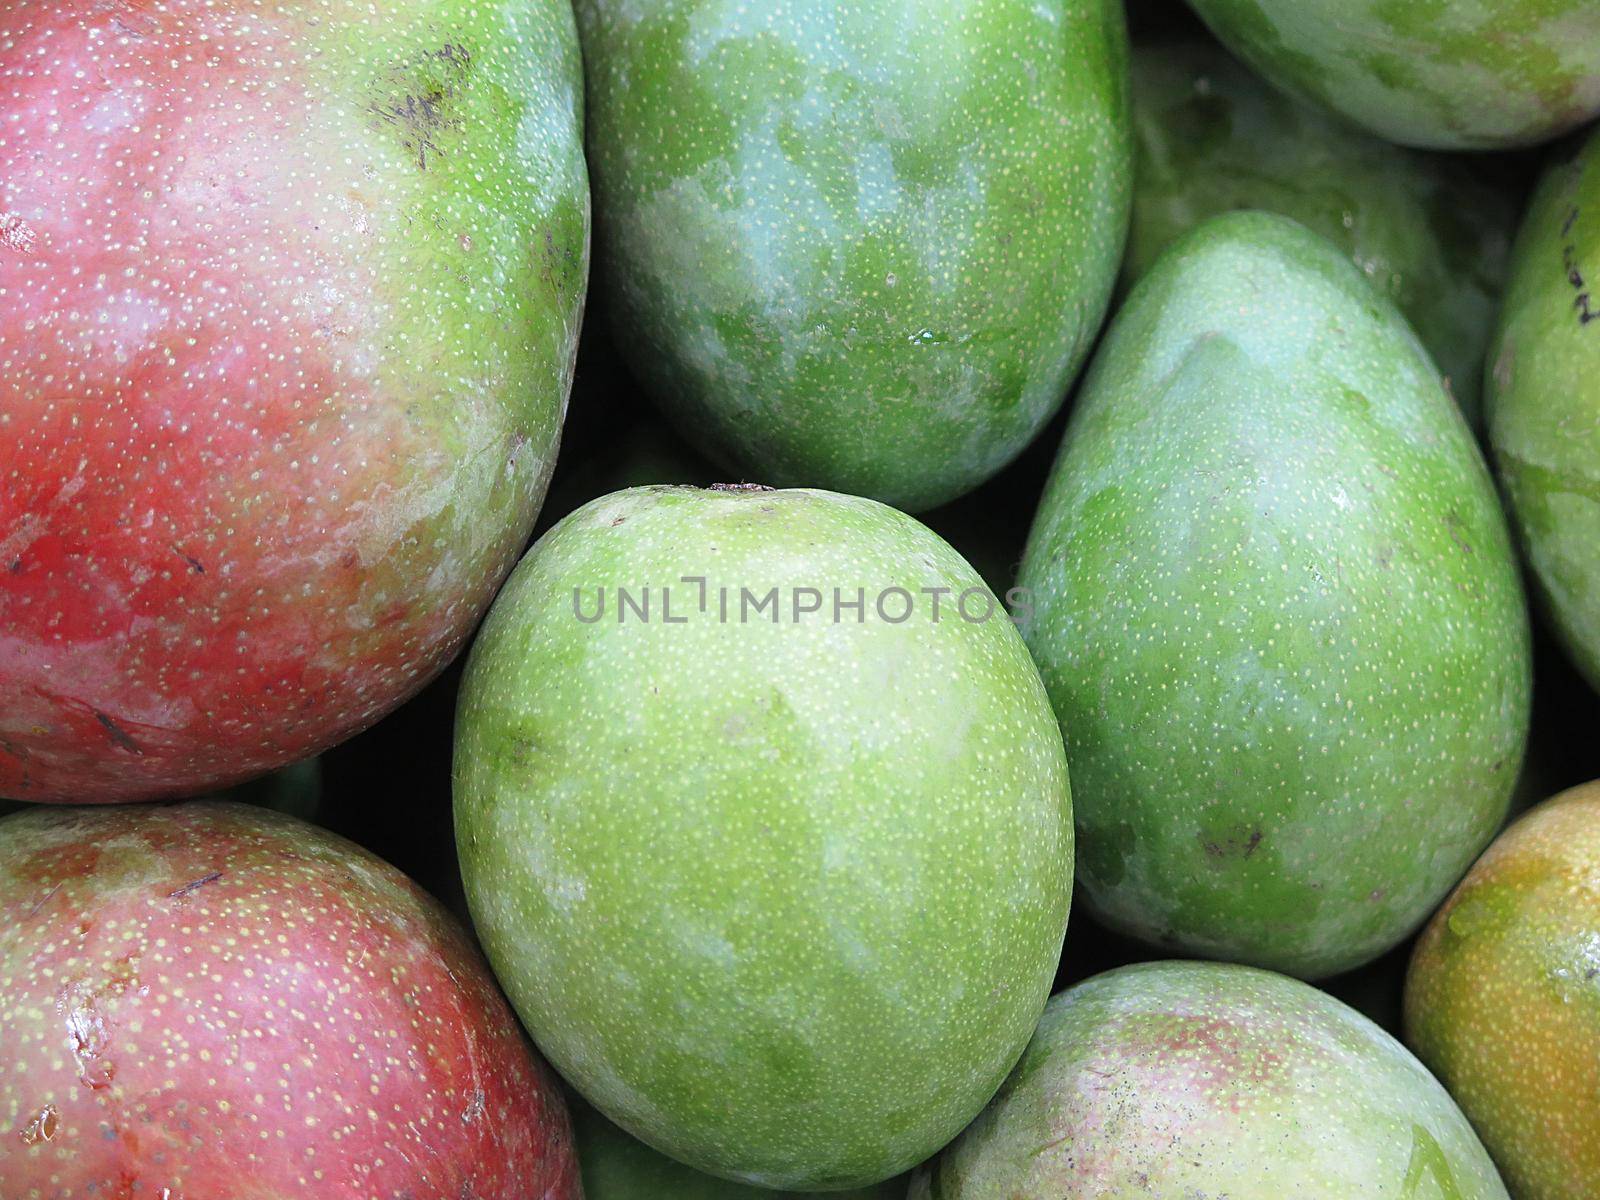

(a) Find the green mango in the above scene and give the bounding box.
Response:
[454,485,1072,1189]
[1487,128,1600,695]
[571,1095,906,1199]
[1127,37,1514,426]
[573,0,1132,512]
[1017,211,1531,980]
[911,961,1509,1198]
[1183,0,1600,151]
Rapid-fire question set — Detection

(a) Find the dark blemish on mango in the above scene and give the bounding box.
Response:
[93,710,145,756]
[168,871,223,900]
[1561,206,1598,326]
[369,43,475,172]
[1200,825,1263,861]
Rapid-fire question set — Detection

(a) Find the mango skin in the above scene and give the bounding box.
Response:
[571,1096,905,1200]
[0,0,588,802]
[1017,211,1531,980]
[1184,0,1600,151]
[1487,129,1600,695]
[1127,38,1514,426]
[1406,782,1600,1200]
[454,485,1073,1189]
[910,961,1509,1199]
[573,0,1132,512]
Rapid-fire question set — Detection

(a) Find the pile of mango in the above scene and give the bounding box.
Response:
[2,1,1598,1197]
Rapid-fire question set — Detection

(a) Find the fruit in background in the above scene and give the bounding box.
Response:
[1323,942,1412,1038]
[911,961,1509,1198]
[0,802,580,1197]
[537,405,715,536]
[1183,0,1600,150]
[0,756,322,821]
[574,0,1132,512]
[0,0,589,803]
[455,485,1072,1189]
[571,1095,906,1200]
[201,755,324,821]
[1019,212,1531,980]
[1405,782,1600,1200]
[1488,128,1600,696]
[1127,37,1514,426]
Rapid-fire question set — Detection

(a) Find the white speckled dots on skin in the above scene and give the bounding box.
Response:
[910,961,1510,1198]
[453,485,1073,1191]
[1184,0,1600,151]
[1124,36,1516,428]
[1406,782,1600,1200]
[1486,127,1600,695]
[574,0,1132,511]
[0,801,582,1199]
[1018,211,1531,980]
[0,0,589,803]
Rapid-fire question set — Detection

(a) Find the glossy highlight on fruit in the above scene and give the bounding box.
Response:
[912,961,1509,1198]
[0,0,590,803]
[1019,211,1531,979]
[575,0,1132,511]
[455,484,1072,1190]
[1406,782,1600,1200]
[1127,36,1514,425]
[1184,0,1600,150]
[1487,127,1600,695]
[0,802,580,1198]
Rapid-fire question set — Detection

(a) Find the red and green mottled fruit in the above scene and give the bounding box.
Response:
[572,1095,906,1200]
[1487,127,1600,697]
[1405,782,1600,1200]
[575,0,1132,512]
[1127,36,1514,426]
[0,802,580,1199]
[1018,212,1531,979]
[0,0,589,803]
[455,485,1073,1190]
[912,961,1509,1198]
[1184,0,1600,150]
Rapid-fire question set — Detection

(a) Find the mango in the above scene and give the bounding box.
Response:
[1487,127,1600,694]
[573,0,1132,511]
[0,803,580,1197]
[911,961,1509,1198]
[1406,782,1600,1200]
[0,0,588,802]
[1017,211,1531,979]
[1184,0,1600,150]
[1128,37,1514,426]
[454,485,1072,1189]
